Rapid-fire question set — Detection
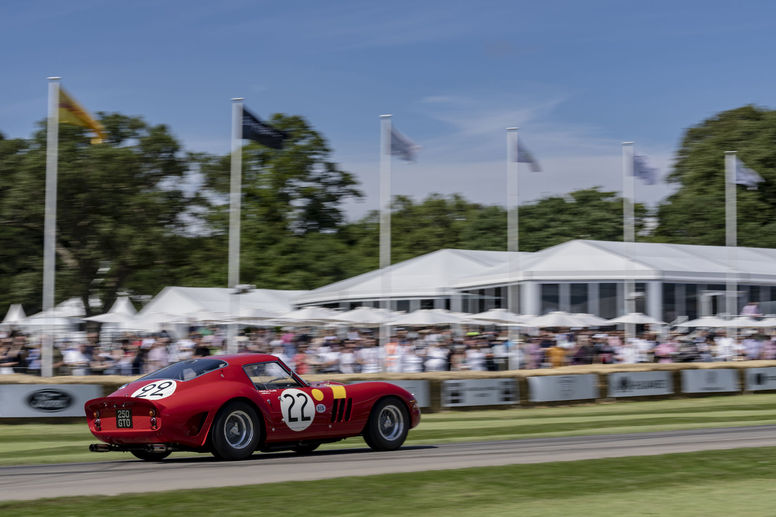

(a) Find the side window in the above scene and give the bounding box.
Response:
[244,361,302,390]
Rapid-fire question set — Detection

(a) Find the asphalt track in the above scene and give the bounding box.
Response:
[2,425,776,502]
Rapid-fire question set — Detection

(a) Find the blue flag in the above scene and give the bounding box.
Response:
[390,127,420,161]
[633,154,658,185]
[515,140,541,172]
[735,157,764,189]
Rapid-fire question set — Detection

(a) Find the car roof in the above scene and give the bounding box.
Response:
[220,353,285,367]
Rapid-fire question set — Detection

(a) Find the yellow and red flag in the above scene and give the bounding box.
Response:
[58,87,105,144]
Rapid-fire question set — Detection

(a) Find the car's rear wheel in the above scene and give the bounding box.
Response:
[131,450,171,461]
[292,442,320,454]
[363,397,409,451]
[210,401,260,460]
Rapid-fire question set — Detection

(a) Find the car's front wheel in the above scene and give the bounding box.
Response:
[210,401,260,460]
[363,397,409,451]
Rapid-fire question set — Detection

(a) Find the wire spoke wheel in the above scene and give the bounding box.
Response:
[377,405,405,442]
[211,401,260,460]
[364,397,409,451]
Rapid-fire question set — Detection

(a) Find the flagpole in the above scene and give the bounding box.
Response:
[227,97,244,354]
[379,115,392,365]
[622,142,635,341]
[506,127,520,362]
[42,76,60,378]
[506,126,519,308]
[725,151,737,339]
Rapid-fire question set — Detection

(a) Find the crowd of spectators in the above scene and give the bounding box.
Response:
[2,323,776,376]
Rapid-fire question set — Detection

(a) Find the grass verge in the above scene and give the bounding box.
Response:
[2,447,775,516]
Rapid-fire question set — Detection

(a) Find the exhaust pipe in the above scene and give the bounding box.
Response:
[89,443,112,452]
[147,444,171,453]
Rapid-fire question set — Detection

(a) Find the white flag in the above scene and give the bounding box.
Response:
[735,157,764,189]
[633,154,658,185]
[390,127,420,161]
[515,139,541,172]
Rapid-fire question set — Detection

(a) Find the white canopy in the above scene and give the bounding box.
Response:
[1,304,26,326]
[335,306,399,327]
[390,309,468,326]
[524,311,589,328]
[675,316,731,328]
[573,313,612,327]
[725,316,772,328]
[137,286,304,322]
[469,308,529,326]
[607,312,666,325]
[84,296,137,325]
[275,306,343,325]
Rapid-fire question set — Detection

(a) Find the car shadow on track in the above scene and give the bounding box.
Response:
[159,445,437,464]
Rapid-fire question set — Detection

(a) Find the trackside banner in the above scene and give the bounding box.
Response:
[381,380,431,408]
[441,379,517,407]
[608,371,673,398]
[0,384,101,417]
[528,374,598,402]
[680,369,739,393]
[745,367,776,392]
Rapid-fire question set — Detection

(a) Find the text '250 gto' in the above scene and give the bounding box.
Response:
[85,353,420,460]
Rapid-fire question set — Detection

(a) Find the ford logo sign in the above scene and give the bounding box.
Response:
[26,389,73,412]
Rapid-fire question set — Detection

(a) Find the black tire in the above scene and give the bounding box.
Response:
[131,450,171,461]
[363,397,409,451]
[210,401,260,460]
[292,442,320,455]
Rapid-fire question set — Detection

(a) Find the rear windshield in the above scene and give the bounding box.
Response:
[137,358,228,382]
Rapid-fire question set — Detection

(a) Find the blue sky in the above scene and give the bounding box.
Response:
[2,0,774,219]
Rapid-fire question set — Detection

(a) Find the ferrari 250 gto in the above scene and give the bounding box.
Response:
[85,353,421,460]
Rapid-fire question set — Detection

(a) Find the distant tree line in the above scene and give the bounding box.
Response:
[1,105,774,314]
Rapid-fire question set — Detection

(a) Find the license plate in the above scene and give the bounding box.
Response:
[116,409,133,428]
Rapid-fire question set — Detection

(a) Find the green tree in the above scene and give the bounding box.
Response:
[0,115,203,315]
[196,114,363,290]
[654,105,776,246]
[519,188,647,252]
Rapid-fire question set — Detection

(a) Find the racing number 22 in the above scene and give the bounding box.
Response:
[135,381,173,398]
[282,392,311,422]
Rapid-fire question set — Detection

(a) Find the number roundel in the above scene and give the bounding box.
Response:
[279,389,315,431]
[131,380,178,400]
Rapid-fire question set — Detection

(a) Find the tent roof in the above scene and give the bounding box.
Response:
[295,249,527,305]
[138,287,306,317]
[457,240,776,288]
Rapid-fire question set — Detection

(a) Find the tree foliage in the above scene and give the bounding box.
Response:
[0,115,201,314]
[654,105,776,245]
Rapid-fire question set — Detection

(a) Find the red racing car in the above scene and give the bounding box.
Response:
[85,353,421,461]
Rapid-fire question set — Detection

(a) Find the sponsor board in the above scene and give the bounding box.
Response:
[380,380,431,408]
[608,371,673,398]
[528,374,598,402]
[0,384,102,417]
[681,369,739,393]
[441,379,517,407]
[745,367,776,391]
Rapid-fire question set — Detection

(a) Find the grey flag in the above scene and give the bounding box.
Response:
[735,158,764,189]
[390,127,420,161]
[633,154,658,185]
[516,140,541,172]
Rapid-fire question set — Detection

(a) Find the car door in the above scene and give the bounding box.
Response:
[243,360,331,442]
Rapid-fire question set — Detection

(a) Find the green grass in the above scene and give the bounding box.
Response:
[2,447,776,516]
[2,393,776,466]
